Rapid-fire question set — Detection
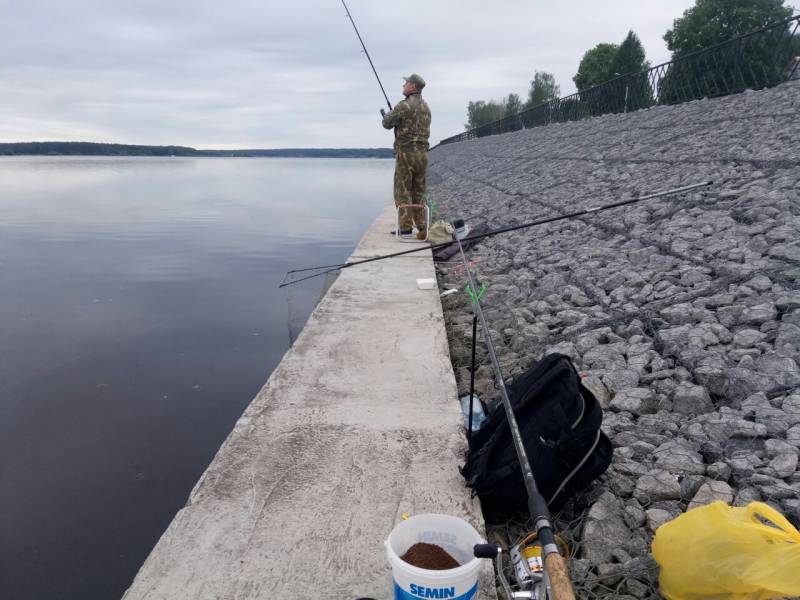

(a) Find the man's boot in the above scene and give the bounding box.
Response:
[391,228,413,236]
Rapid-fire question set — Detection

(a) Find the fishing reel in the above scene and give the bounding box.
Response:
[474,531,571,600]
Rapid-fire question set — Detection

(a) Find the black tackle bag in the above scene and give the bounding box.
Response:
[461,353,613,523]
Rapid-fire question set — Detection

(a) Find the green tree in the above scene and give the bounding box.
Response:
[465,100,506,130]
[574,33,652,115]
[611,30,650,76]
[503,93,524,117]
[573,43,619,91]
[664,0,792,57]
[525,71,560,108]
[661,0,794,102]
[609,31,653,111]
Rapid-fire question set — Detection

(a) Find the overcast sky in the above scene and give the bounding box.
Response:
[0,0,699,149]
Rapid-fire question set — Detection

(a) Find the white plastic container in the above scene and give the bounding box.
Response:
[459,394,485,431]
[386,513,484,600]
[416,278,436,290]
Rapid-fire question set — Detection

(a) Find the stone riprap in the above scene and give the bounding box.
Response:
[428,80,800,598]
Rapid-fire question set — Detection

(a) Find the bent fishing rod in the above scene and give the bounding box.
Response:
[455,235,575,600]
[341,0,392,111]
[279,180,712,287]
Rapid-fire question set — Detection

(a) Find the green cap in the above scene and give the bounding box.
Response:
[403,73,426,89]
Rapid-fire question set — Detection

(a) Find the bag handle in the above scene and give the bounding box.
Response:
[743,501,800,543]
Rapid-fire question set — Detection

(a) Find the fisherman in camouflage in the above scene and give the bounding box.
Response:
[381,73,431,240]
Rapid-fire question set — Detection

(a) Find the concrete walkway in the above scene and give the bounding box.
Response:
[124,205,493,599]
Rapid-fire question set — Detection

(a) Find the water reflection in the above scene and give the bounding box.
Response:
[0,156,391,599]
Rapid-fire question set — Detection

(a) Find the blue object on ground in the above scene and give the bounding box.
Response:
[459,394,485,431]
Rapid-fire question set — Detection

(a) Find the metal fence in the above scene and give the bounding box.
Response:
[440,15,800,146]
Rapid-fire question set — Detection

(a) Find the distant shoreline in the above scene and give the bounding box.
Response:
[0,142,394,159]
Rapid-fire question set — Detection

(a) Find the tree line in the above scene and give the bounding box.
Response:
[466,0,798,130]
[0,142,394,158]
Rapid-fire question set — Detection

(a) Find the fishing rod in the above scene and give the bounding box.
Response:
[341,0,392,111]
[455,235,575,600]
[279,180,712,287]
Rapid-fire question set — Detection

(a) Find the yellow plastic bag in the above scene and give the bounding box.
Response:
[652,501,800,599]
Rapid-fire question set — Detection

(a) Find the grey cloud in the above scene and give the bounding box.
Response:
[1,0,695,147]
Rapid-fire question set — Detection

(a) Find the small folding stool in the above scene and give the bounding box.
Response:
[395,203,430,242]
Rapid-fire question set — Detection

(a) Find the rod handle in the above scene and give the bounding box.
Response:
[544,552,576,600]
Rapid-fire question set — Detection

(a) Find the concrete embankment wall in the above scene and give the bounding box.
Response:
[428,80,800,598]
[124,205,494,599]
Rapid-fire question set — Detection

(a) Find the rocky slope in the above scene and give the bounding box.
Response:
[428,80,800,598]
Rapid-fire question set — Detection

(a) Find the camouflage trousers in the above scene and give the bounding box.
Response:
[394,147,428,230]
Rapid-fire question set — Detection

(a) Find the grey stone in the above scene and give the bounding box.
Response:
[582,374,611,409]
[783,395,800,427]
[688,480,735,509]
[615,459,651,477]
[710,323,733,344]
[765,438,799,458]
[733,487,762,506]
[686,324,721,349]
[732,328,767,347]
[656,324,692,353]
[602,368,641,394]
[623,501,647,528]
[671,383,714,416]
[726,366,790,402]
[776,294,800,312]
[740,392,770,415]
[680,474,707,499]
[716,305,744,328]
[776,323,800,348]
[568,558,592,586]
[754,405,796,436]
[645,508,673,532]
[581,491,631,564]
[597,562,624,586]
[610,387,657,415]
[634,470,682,504]
[653,440,706,475]
[628,441,657,460]
[547,340,580,362]
[757,481,798,500]
[742,303,778,326]
[756,353,800,388]
[624,578,651,599]
[744,275,772,292]
[788,424,800,448]
[583,344,627,370]
[727,454,763,478]
[660,304,695,325]
[693,365,728,397]
[769,244,800,262]
[770,453,799,479]
[706,293,736,308]
[707,461,732,481]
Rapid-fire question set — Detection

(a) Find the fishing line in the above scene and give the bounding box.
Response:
[279,181,713,288]
[341,0,392,111]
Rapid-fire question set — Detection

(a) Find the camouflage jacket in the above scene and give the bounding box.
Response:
[381,92,431,151]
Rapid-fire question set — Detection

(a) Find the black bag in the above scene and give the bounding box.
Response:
[461,353,613,523]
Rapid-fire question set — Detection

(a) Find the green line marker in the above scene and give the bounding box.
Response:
[465,282,487,304]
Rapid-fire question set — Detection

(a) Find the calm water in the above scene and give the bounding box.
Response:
[0,156,392,599]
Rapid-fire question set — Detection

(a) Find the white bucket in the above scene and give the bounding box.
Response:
[386,514,484,600]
